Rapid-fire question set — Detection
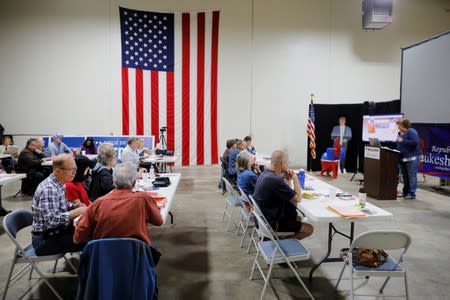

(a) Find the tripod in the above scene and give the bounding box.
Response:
[350,143,364,184]
[159,129,167,150]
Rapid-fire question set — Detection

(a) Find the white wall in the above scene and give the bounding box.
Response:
[1,0,449,166]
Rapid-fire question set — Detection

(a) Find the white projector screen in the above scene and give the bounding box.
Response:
[401,31,450,123]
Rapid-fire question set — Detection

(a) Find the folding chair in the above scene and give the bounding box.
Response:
[249,199,315,300]
[221,177,242,232]
[76,238,157,300]
[235,186,255,248]
[2,209,77,300]
[335,230,412,299]
[246,195,295,254]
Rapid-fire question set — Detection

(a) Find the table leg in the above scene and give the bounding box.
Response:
[309,222,355,282]
[0,186,8,216]
[350,222,354,243]
[169,211,174,224]
[309,223,333,281]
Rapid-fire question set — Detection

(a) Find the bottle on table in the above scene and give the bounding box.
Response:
[149,165,155,181]
[298,168,305,189]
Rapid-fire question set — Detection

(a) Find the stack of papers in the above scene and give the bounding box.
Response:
[328,204,367,219]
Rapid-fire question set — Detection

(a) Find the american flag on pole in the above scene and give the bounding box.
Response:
[119,7,219,166]
[307,99,316,159]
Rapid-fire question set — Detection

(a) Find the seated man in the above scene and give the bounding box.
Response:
[31,154,86,255]
[16,138,50,195]
[121,137,140,168]
[253,150,313,240]
[0,135,19,173]
[47,134,71,157]
[74,162,163,245]
[244,135,256,155]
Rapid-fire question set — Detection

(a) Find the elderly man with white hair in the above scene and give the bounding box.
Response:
[74,162,163,245]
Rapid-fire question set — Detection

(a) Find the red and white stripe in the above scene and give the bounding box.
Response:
[121,11,219,166]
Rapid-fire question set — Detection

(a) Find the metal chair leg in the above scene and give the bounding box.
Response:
[2,258,16,300]
[404,272,409,300]
[259,257,275,300]
[335,261,347,289]
[379,276,391,293]
[28,261,63,300]
[350,267,354,300]
[28,265,33,280]
[52,259,59,273]
[63,255,78,273]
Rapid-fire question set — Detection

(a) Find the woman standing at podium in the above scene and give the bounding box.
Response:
[396,119,420,199]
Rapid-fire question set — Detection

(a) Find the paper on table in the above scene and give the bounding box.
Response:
[327,204,367,219]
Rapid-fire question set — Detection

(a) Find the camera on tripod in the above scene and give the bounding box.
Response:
[160,126,167,133]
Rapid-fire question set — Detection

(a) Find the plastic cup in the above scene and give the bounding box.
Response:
[81,150,86,155]
[358,192,367,207]
[329,188,336,200]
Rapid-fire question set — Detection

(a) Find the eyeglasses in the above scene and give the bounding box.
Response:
[59,167,77,173]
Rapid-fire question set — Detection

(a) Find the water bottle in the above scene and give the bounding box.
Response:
[298,168,305,189]
[149,165,155,181]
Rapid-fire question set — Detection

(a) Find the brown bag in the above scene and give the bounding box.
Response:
[355,248,388,268]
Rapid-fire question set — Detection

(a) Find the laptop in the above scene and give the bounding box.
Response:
[368,138,381,147]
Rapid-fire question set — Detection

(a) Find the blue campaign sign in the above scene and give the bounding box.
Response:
[414,123,450,180]
[44,135,155,159]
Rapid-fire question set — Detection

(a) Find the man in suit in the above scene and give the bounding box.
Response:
[331,115,352,174]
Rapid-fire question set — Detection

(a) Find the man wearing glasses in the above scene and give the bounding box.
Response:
[31,154,86,255]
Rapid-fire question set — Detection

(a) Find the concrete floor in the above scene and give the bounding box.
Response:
[0,166,449,299]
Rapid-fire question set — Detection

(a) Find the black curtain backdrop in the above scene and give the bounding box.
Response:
[307,100,401,173]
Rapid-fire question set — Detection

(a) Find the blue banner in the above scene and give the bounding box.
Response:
[413,123,450,180]
[44,135,155,159]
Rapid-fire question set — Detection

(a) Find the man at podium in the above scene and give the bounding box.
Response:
[396,119,420,199]
[331,115,352,174]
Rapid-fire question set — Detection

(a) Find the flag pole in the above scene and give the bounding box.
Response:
[309,93,314,173]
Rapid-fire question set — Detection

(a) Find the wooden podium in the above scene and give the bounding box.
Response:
[364,146,400,200]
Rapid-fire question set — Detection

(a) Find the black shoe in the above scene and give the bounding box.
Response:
[0,207,12,217]
[404,195,416,200]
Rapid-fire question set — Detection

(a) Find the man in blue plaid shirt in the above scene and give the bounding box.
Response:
[32,154,87,255]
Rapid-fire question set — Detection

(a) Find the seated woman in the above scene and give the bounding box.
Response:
[227,139,245,183]
[237,151,261,196]
[88,143,116,201]
[0,135,18,173]
[66,155,91,207]
[81,137,97,155]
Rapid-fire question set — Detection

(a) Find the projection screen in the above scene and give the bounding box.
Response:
[401,31,450,123]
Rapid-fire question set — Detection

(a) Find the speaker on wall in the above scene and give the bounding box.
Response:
[362,0,393,29]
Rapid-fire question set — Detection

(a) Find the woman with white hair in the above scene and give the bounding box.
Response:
[88,143,116,201]
[236,151,260,196]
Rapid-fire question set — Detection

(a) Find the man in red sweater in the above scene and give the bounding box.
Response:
[74,162,163,245]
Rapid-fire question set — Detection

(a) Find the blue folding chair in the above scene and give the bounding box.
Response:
[335,230,411,299]
[76,237,158,300]
[2,209,77,300]
[221,177,242,232]
[249,198,314,300]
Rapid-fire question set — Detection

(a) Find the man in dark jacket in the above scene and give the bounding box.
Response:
[88,143,116,200]
[16,138,49,195]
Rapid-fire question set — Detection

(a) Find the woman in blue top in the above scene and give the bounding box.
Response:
[227,140,246,183]
[396,119,420,199]
[236,151,261,196]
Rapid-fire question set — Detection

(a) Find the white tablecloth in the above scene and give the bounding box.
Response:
[298,174,393,223]
[135,173,181,224]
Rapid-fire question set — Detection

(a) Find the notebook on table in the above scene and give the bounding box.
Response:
[328,204,367,219]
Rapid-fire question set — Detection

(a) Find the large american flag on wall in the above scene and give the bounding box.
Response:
[119,7,219,166]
